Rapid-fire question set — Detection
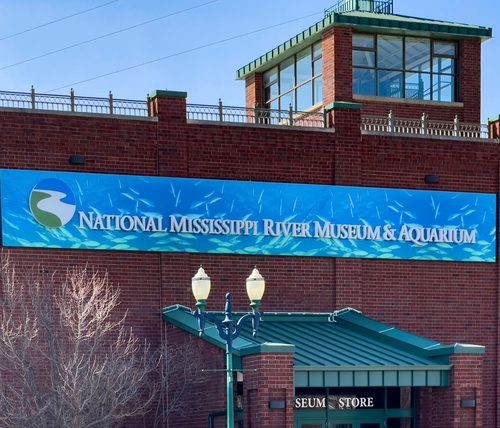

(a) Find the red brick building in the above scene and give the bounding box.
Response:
[0,1,499,427]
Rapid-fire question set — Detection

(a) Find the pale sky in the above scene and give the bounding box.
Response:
[0,0,498,122]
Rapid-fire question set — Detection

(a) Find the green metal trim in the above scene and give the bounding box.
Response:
[162,305,294,357]
[428,343,486,356]
[148,90,188,99]
[488,115,500,123]
[239,343,295,356]
[324,101,363,111]
[236,12,491,79]
[294,366,450,387]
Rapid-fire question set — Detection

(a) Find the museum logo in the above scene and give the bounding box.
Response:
[30,178,76,228]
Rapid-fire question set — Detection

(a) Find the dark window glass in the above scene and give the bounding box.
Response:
[387,418,413,428]
[353,34,375,49]
[406,38,431,72]
[353,50,375,67]
[353,68,376,96]
[387,387,412,409]
[405,71,431,100]
[378,36,403,69]
[378,70,403,98]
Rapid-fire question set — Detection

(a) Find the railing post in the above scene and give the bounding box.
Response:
[254,102,259,124]
[147,94,151,117]
[70,88,75,112]
[421,112,428,135]
[218,98,223,122]
[31,85,36,110]
[288,104,293,127]
[323,108,327,128]
[109,91,114,115]
[388,110,394,133]
[454,115,460,137]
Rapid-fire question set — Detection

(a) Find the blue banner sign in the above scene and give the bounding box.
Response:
[0,169,496,262]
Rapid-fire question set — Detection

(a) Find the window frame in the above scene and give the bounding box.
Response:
[352,33,458,103]
[263,41,323,112]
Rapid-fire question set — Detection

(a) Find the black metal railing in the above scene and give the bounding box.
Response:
[187,100,327,129]
[0,87,150,117]
[325,0,393,16]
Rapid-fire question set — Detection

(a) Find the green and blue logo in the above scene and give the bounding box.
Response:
[29,178,76,228]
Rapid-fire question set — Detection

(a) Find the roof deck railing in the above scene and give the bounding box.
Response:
[0,87,150,117]
[187,100,327,129]
[325,0,393,16]
[361,111,493,141]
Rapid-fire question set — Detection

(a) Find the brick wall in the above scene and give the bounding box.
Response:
[0,92,497,426]
[419,354,483,427]
[245,29,483,124]
[243,353,294,428]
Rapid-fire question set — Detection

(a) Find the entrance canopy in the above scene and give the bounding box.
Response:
[162,306,484,388]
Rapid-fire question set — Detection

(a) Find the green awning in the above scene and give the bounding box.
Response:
[162,306,484,388]
[236,11,492,80]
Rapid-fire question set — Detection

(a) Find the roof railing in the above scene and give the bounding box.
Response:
[361,111,495,141]
[187,100,328,129]
[0,87,150,117]
[325,0,393,16]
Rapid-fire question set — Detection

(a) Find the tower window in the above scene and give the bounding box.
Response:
[353,34,457,102]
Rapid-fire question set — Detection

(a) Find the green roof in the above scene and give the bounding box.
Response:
[236,11,492,80]
[162,306,484,387]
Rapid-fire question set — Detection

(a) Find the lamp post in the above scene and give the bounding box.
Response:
[192,266,265,428]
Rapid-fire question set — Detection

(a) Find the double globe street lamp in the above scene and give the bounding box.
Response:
[191,266,265,428]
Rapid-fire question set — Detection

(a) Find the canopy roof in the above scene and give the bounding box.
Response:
[162,305,484,387]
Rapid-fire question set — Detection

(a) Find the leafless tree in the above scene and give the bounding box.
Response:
[153,338,205,426]
[0,257,157,428]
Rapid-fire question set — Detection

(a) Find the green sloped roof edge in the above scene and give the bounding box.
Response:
[236,12,492,80]
[162,305,484,387]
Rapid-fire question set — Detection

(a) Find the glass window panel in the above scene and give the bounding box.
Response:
[280,57,295,93]
[297,47,312,85]
[353,50,375,67]
[313,57,323,77]
[433,57,455,74]
[264,67,278,86]
[434,41,456,56]
[353,34,375,49]
[405,72,431,100]
[353,68,376,96]
[405,38,431,72]
[269,99,278,111]
[378,70,404,98]
[264,83,279,103]
[433,74,455,102]
[387,387,413,409]
[378,36,403,69]
[280,91,295,111]
[313,76,323,104]
[296,81,313,111]
[387,418,413,428]
[313,41,322,60]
